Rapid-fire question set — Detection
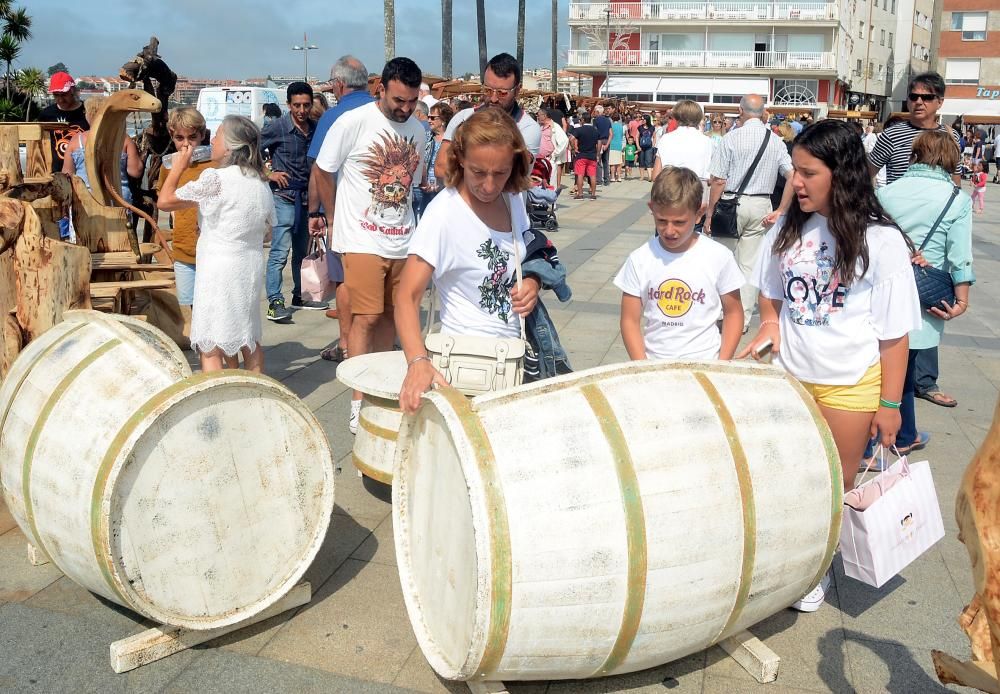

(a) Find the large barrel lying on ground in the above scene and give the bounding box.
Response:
[394,360,842,681]
[0,310,335,630]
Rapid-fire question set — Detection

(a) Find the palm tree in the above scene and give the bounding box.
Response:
[0,33,19,100]
[476,0,487,80]
[384,0,395,64]
[441,0,452,79]
[516,0,525,68]
[551,0,558,91]
[0,97,21,121]
[3,7,30,42]
[16,66,42,120]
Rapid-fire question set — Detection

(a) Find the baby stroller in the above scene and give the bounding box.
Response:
[527,158,560,231]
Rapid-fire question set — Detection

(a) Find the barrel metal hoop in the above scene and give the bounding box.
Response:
[435,385,512,680]
[0,322,87,435]
[90,371,235,605]
[365,394,402,412]
[22,338,121,579]
[359,414,399,441]
[786,374,844,591]
[351,452,393,485]
[694,372,757,642]
[581,383,648,677]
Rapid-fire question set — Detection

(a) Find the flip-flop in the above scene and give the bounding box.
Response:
[897,431,930,455]
[915,390,957,407]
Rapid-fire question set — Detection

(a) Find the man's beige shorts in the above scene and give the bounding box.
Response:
[342,253,405,315]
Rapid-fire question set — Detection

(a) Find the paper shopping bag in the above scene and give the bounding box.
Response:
[300,238,334,303]
[840,457,945,588]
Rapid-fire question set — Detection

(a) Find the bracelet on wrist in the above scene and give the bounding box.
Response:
[308,211,325,219]
[407,355,432,368]
[879,398,901,409]
[760,319,779,328]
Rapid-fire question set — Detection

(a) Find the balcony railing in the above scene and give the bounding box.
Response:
[570,1,837,21]
[567,49,836,71]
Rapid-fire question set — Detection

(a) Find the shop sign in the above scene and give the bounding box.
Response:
[976,87,1000,99]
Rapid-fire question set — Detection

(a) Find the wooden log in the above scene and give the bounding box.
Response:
[109,582,312,673]
[932,651,1000,694]
[0,196,25,254]
[13,201,92,341]
[719,630,780,684]
[25,139,51,181]
[0,125,24,192]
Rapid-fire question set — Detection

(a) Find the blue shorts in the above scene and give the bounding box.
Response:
[327,250,344,284]
[173,260,196,305]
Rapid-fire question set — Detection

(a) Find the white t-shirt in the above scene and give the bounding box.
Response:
[314,101,426,258]
[656,126,715,181]
[751,214,922,385]
[408,188,529,338]
[614,235,744,360]
[444,106,543,156]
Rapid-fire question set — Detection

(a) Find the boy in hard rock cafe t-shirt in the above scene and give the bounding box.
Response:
[615,167,744,361]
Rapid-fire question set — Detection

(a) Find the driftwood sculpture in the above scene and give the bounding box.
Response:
[932,396,1000,693]
[0,197,91,376]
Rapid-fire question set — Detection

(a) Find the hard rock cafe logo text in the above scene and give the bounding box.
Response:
[649,279,705,318]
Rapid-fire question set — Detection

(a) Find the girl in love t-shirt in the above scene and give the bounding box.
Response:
[751,214,922,385]
[615,235,744,360]
[407,187,529,338]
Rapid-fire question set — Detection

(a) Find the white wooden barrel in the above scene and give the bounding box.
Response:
[336,351,408,484]
[394,360,842,682]
[0,311,335,630]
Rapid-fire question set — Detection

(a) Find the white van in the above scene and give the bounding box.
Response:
[196,87,287,136]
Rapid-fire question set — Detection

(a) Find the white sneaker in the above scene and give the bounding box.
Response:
[349,399,361,435]
[791,572,831,613]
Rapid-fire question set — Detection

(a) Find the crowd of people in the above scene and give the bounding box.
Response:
[38,59,987,615]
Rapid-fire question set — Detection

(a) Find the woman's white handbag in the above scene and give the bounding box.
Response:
[424,196,526,396]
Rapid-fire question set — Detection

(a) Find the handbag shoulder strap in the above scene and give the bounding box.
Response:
[502,193,526,340]
[918,185,960,252]
[733,129,772,196]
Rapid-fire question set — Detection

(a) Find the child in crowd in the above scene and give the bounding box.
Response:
[959,153,973,179]
[615,167,744,362]
[155,107,215,345]
[971,161,987,214]
[741,119,921,611]
[623,134,637,179]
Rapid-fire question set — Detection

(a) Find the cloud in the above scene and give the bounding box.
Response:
[19,0,570,80]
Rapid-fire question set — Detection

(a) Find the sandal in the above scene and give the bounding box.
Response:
[320,344,348,362]
[915,390,957,407]
[896,431,930,455]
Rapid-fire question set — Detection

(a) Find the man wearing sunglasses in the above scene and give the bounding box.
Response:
[433,52,542,180]
[869,72,961,186]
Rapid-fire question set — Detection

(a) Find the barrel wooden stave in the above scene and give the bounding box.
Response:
[354,397,402,483]
[395,361,840,681]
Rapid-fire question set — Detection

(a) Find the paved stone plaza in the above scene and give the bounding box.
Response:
[2,179,998,693]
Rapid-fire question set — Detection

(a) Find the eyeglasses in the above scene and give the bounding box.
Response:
[482,86,514,98]
[712,120,723,125]
[428,115,441,120]
[908,92,939,102]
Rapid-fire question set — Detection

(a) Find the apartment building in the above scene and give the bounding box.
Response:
[933,0,1000,120]
[566,0,929,116]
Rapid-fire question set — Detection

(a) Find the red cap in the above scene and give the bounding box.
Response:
[48,71,76,93]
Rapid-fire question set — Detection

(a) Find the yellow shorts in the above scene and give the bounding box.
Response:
[800,362,881,413]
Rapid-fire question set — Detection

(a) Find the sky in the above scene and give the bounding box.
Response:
[22,0,570,81]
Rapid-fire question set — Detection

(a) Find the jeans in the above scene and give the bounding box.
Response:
[899,349,919,447]
[266,195,309,304]
[173,260,196,305]
[912,346,939,395]
[598,144,610,185]
[411,187,425,223]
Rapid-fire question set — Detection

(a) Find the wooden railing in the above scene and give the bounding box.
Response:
[567,49,835,70]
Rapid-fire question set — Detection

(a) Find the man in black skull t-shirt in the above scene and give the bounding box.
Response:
[38,71,89,174]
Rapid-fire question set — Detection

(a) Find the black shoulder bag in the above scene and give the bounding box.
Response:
[913,185,960,309]
[711,131,771,239]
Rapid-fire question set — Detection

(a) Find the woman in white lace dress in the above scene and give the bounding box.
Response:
[158,115,275,373]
